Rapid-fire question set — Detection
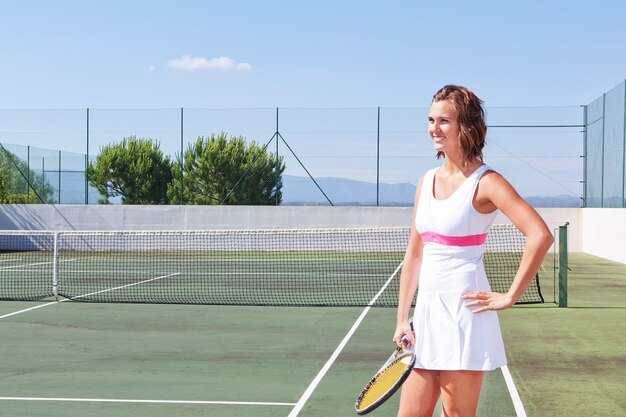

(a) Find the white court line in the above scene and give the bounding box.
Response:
[0,258,22,263]
[287,261,404,417]
[0,270,297,409]
[51,270,386,277]
[0,301,59,320]
[0,258,77,271]
[0,397,295,407]
[69,272,181,300]
[0,272,181,320]
[0,260,57,270]
[501,365,528,417]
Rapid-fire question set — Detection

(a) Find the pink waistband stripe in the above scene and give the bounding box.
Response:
[420,231,488,246]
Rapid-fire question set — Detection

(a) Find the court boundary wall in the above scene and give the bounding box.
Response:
[0,204,586,254]
[580,208,626,263]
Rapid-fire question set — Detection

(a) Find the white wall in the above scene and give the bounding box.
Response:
[519,208,581,253]
[581,208,626,264]
[0,204,581,251]
[0,205,415,230]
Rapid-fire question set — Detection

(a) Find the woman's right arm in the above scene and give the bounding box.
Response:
[393,176,425,347]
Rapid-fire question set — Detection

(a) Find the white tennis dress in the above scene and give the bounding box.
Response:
[412,164,507,371]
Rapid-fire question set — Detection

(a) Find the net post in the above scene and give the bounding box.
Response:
[558,223,569,307]
[52,232,59,300]
[85,107,89,204]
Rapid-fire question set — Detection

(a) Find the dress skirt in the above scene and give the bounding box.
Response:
[411,245,507,371]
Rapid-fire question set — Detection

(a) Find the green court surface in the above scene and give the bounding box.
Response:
[499,253,626,417]
[0,252,624,417]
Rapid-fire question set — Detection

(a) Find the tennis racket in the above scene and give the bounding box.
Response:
[354,326,416,415]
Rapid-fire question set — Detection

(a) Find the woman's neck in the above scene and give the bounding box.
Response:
[440,156,482,177]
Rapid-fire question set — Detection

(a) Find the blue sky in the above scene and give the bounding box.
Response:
[1,0,625,109]
[0,0,624,201]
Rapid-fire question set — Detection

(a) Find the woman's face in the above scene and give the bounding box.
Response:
[427,100,461,155]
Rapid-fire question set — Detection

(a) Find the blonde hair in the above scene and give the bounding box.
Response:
[432,85,487,164]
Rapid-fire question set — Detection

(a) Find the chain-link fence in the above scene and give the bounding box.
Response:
[0,142,100,204]
[1,106,584,206]
[584,80,626,207]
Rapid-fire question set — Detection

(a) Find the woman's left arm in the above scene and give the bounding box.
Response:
[463,171,554,313]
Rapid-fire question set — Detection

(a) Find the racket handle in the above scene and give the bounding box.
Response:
[400,336,410,348]
[397,318,413,348]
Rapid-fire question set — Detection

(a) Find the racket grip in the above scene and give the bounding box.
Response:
[397,318,414,348]
[400,336,410,348]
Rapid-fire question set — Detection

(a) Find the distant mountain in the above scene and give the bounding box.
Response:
[281,175,414,206]
[281,175,580,207]
[524,195,581,208]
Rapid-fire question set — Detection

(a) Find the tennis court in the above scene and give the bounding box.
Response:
[1,235,624,416]
[0,303,523,417]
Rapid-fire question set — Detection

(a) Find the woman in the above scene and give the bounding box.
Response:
[393,85,553,417]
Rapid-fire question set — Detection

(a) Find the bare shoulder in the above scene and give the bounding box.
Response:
[475,169,523,213]
[479,169,516,193]
[477,169,548,234]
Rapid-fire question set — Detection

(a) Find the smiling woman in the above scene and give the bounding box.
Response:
[428,86,487,166]
[393,85,553,417]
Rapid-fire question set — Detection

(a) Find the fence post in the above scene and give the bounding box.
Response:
[581,104,587,208]
[180,107,184,204]
[558,223,569,307]
[85,108,89,204]
[58,150,61,203]
[601,94,605,207]
[623,81,626,207]
[276,107,279,206]
[377,106,380,206]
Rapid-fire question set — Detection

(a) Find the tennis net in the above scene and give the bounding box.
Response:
[0,225,543,306]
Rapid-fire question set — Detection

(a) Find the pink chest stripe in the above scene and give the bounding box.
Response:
[420,231,487,246]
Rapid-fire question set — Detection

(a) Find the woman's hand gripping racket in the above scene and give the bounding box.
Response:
[354,321,415,415]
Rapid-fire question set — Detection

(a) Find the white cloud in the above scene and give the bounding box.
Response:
[167,55,252,72]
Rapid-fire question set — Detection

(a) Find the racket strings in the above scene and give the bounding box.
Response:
[356,354,413,410]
